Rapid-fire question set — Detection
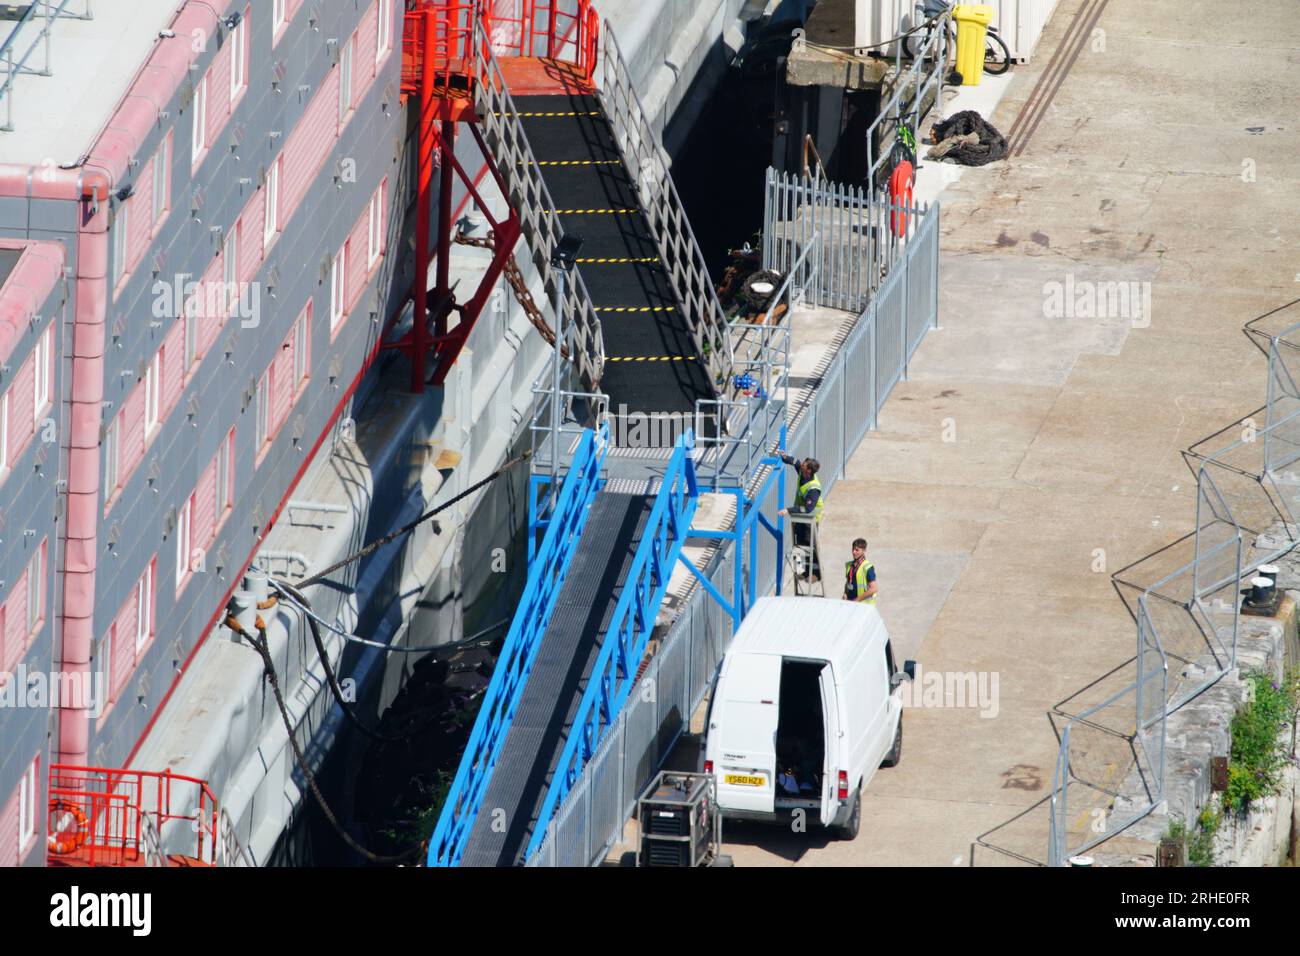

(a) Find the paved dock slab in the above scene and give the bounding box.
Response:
[713,0,1299,866]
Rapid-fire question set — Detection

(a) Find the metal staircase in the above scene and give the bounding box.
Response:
[398,1,736,427]
[466,11,607,391]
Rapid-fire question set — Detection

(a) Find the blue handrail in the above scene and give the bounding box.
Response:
[427,423,608,866]
[525,431,699,857]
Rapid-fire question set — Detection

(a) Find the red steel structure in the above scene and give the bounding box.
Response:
[387,0,596,390]
[47,765,235,867]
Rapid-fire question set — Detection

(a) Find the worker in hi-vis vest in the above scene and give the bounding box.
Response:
[778,454,823,580]
[844,538,877,604]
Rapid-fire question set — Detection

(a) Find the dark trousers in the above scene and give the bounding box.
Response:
[792,520,821,578]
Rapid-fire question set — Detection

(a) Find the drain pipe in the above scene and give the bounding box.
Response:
[0,161,112,769]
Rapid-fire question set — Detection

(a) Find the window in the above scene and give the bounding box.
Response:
[176,496,192,591]
[263,156,281,252]
[17,756,38,855]
[216,429,234,517]
[0,392,8,473]
[229,14,247,102]
[184,304,199,374]
[223,223,239,312]
[338,38,354,126]
[191,74,208,162]
[112,204,128,288]
[330,244,346,331]
[103,417,119,497]
[367,186,383,267]
[293,305,310,386]
[25,540,44,637]
[134,561,154,655]
[144,351,160,436]
[151,135,171,225]
[255,373,269,448]
[33,325,51,421]
[103,627,122,710]
[376,0,393,63]
[101,557,157,714]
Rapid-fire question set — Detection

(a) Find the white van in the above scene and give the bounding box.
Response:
[702,596,914,838]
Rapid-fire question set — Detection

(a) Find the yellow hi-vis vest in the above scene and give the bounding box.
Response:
[845,558,875,603]
[796,475,824,522]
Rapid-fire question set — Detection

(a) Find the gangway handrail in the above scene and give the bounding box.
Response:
[595,22,733,390]
[695,236,817,489]
[864,6,949,201]
[525,431,700,857]
[469,15,606,390]
[428,424,608,866]
[529,384,609,477]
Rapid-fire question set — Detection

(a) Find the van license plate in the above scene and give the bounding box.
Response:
[724,774,765,787]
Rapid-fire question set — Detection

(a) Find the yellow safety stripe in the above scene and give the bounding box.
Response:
[606,355,697,362]
[548,208,637,215]
[594,306,676,313]
[519,159,621,166]
[575,257,660,264]
[494,111,602,117]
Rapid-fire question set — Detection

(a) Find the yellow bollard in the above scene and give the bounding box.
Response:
[952,5,994,86]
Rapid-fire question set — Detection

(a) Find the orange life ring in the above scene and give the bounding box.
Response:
[888,160,914,237]
[47,800,89,856]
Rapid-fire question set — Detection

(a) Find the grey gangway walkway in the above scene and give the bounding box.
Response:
[461,492,649,866]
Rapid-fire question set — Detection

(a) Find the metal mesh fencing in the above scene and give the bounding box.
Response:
[1040,319,1300,866]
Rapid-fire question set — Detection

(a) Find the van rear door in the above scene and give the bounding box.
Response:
[819,663,842,825]
[714,653,780,814]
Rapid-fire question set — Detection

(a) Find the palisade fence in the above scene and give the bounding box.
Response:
[763,168,936,315]
[527,186,941,866]
[1034,318,1300,867]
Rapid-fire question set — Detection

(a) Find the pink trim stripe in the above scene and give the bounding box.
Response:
[0,240,66,368]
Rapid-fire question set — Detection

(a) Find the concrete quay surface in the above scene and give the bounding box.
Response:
[716,0,1300,866]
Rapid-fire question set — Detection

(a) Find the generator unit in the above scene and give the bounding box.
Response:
[636,771,730,867]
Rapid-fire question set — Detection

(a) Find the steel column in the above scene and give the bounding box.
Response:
[409,8,436,393]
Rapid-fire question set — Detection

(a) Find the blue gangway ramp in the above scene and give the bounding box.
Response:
[429,433,699,865]
[427,426,607,865]
[460,490,649,866]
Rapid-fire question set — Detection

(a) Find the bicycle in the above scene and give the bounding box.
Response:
[903,0,1011,76]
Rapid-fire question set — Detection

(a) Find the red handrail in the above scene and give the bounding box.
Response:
[401,0,597,95]
[581,4,599,84]
[401,1,477,96]
[48,764,223,866]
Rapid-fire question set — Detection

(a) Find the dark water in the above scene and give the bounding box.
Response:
[670,34,792,280]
